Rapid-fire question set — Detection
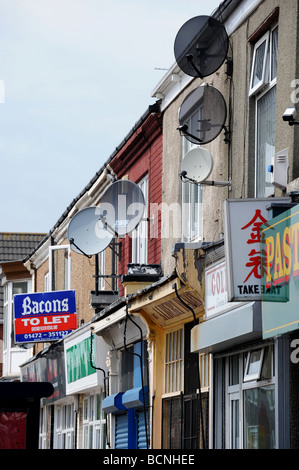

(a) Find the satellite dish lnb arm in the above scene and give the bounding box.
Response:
[185,54,203,79]
[69,238,92,258]
[177,124,203,143]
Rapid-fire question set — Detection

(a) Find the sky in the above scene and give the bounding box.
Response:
[0,0,222,234]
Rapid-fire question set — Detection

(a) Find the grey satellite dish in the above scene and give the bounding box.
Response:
[174,16,229,78]
[98,180,146,237]
[181,146,214,183]
[178,85,227,144]
[67,206,113,256]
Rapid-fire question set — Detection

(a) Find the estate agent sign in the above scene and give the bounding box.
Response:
[14,290,77,344]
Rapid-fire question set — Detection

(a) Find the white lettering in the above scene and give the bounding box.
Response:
[21,296,70,315]
[21,297,32,315]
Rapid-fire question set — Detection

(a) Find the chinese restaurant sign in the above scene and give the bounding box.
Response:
[261,205,299,338]
[14,290,77,344]
[224,198,288,301]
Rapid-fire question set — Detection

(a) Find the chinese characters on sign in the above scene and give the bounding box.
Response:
[241,209,267,283]
[224,198,290,301]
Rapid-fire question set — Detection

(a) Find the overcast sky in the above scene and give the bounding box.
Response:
[0,0,222,234]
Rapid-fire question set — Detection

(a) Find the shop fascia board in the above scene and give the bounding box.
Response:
[92,306,128,335]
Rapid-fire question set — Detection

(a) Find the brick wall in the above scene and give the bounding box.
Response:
[109,112,163,295]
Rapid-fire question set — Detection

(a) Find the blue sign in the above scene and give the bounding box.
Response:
[14,290,77,344]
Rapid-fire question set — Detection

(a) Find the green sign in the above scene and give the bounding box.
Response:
[66,335,96,383]
[261,206,299,338]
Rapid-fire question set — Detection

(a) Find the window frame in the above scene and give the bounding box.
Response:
[249,31,270,96]
[250,24,278,198]
[3,280,31,351]
[224,345,275,449]
[181,138,203,243]
[54,401,75,449]
[131,174,148,265]
[49,245,71,291]
[82,392,106,449]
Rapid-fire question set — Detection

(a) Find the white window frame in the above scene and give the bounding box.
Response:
[131,174,148,265]
[250,24,278,198]
[243,348,264,382]
[3,280,31,352]
[82,392,106,449]
[49,245,71,291]
[54,402,75,449]
[164,327,184,395]
[249,31,270,96]
[181,138,203,242]
[225,345,275,449]
[39,405,52,449]
[97,251,106,290]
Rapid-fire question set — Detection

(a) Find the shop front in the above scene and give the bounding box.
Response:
[20,342,68,449]
[93,304,150,449]
[127,273,207,449]
[63,325,109,449]
[190,198,293,449]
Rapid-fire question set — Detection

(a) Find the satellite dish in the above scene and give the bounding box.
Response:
[174,16,229,78]
[67,206,113,256]
[181,146,213,183]
[178,85,227,144]
[98,180,146,237]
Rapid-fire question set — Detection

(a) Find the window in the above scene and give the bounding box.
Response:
[249,32,270,96]
[165,328,184,394]
[82,393,106,449]
[97,251,105,290]
[39,405,52,449]
[162,324,209,449]
[4,281,29,350]
[243,348,264,382]
[222,345,275,449]
[131,175,148,265]
[54,402,75,449]
[250,25,278,198]
[44,272,50,292]
[120,341,148,391]
[49,245,71,291]
[181,138,203,242]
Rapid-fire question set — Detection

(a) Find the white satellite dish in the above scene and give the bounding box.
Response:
[181,146,214,183]
[67,206,113,256]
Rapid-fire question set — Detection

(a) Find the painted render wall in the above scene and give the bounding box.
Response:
[161,0,299,278]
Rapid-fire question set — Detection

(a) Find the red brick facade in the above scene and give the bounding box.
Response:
[109,112,163,294]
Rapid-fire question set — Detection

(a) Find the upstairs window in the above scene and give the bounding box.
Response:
[181,137,203,242]
[49,245,71,291]
[131,175,148,265]
[249,24,278,198]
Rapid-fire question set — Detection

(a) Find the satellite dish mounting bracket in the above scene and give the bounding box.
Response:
[109,238,122,260]
[179,171,231,189]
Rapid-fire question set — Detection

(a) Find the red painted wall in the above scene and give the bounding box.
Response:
[109,111,163,294]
